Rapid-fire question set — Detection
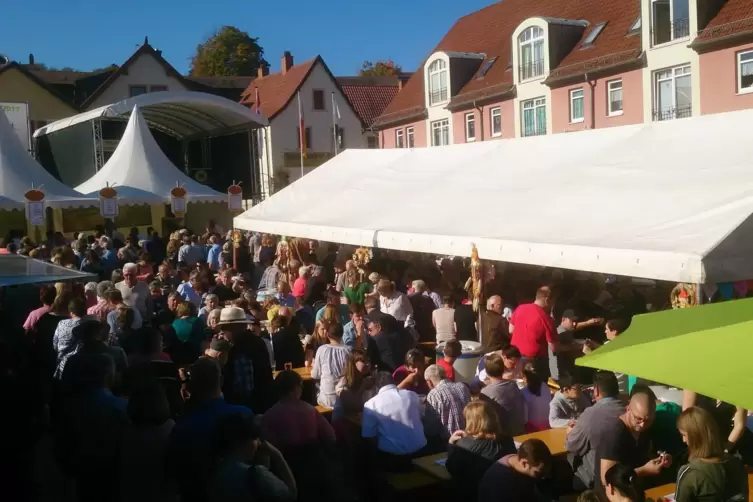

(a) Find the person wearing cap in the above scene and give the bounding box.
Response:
[550,309,604,383]
[218,307,274,413]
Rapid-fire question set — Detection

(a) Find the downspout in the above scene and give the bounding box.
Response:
[473,100,485,141]
[586,72,596,130]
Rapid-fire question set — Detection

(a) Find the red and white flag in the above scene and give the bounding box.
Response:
[254,87,262,115]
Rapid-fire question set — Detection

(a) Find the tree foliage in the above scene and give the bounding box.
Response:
[190,26,267,77]
[360,60,403,76]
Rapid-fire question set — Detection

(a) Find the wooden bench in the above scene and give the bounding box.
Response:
[385,470,438,491]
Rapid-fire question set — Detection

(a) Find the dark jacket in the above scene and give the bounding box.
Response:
[446,435,516,500]
[270,321,305,371]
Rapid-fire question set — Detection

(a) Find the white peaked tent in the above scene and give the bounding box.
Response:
[0,110,96,209]
[234,108,753,285]
[76,105,226,204]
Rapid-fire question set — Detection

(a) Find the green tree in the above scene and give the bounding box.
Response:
[190,26,267,77]
[360,60,402,76]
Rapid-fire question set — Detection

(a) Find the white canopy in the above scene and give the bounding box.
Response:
[76,106,225,204]
[33,91,267,139]
[0,110,96,209]
[234,108,753,284]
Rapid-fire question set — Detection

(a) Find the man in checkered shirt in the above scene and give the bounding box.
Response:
[424,364,472,438]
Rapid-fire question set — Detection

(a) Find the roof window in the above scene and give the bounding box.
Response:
[581,22,607,48]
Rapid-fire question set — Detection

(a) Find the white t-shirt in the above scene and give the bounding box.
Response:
[362,384,426,455]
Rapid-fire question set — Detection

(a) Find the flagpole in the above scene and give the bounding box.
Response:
[297,91,304,180]
[332,92,338,156]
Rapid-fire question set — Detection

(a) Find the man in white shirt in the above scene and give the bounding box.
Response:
[116,262,152,321]
[362,372,426,471]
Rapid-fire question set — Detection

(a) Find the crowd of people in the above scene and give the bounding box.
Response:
[0,223,750,502]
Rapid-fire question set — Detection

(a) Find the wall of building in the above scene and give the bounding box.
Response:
[512,17,555,137]
[641,0,701,120]
[424,52,454,145]
[550,68,644,134]
[88,53,189,109]
[259,62,363,195]
[379,120,428,149]
[451,99,516,143]
[700,42,753,115]
[0,68,78,122]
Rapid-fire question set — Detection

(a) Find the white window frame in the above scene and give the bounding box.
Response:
[737,50,753,94]
[653,64,692,121]
[569,88,585,123]
[465,113,476,142]
[427,59,449,106]
[521,97,547,137]
[406,127,415,148]
[651,0,690,47]
[607,79,624,116]
[430,119,450,146]
[395,129,404,148]
[490,107,502,137]
[518,26,545,82]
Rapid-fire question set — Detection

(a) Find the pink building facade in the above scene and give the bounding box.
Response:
[550,69,644,134]
[379,120,427,149]
[699,42,753,116]
[451,100,516,144]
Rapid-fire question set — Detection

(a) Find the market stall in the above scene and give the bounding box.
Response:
[0,109,97,238]
[234,108,753,285]
[74,106,227,236]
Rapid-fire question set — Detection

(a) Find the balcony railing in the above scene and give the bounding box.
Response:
[429,88,448,105]
[651,18,690,46]
[653,105,692,121]
[522,126,547,137]
[519,59,545,81]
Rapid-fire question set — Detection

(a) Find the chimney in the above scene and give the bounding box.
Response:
[28,53,35,65]
[281,51,294,75]
[257,63,268,79]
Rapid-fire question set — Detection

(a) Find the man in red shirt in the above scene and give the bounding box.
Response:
[509,286,557,378]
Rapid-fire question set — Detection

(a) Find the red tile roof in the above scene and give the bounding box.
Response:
[376,0,641,127]
[239,58,319,119]
[337,77,400,128]
[695,0,753,43]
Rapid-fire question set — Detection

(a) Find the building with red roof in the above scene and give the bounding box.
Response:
[373,0,753,148]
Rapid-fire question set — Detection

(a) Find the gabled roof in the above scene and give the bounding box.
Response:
[376,0,641,128]
[337,76,401,129]
[185,75,255,101]
[239,56,361,123]
[693,0,753,48]
[239,57,318,119]
[0,62,81,110]
[80,39,196,109]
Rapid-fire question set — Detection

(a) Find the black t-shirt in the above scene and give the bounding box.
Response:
[594,417,651,487]
[477,455,538,502]
[212,284,238,304]
[447,436,517,500]
[454,304,478,341]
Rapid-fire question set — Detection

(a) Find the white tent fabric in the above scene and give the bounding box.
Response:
[76,106,225,204]
[0,110,97,209]
[234,108,753,284]
[33,91,267,139]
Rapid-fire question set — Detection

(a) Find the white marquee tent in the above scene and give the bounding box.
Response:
[0,110,96,209]
[76,106,225,204]
[234,108,753,284]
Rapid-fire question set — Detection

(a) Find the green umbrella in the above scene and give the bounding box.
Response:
[577,297,753,410]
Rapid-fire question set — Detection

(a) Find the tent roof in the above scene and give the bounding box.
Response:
[75,106,226,204]
[0,109,96,209]
[33,91,267,139]
[234,109,753,284]
[0,254,97,286]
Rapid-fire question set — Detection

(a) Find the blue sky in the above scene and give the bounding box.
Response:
[2,0,495,75]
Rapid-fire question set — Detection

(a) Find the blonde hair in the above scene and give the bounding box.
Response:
[314,320,331,344]
[677,406,725,459]
[463,401,503,440]
[322,304,340,325]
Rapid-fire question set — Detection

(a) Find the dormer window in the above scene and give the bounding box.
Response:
[518,26,545,81]
[428,59,449,106]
